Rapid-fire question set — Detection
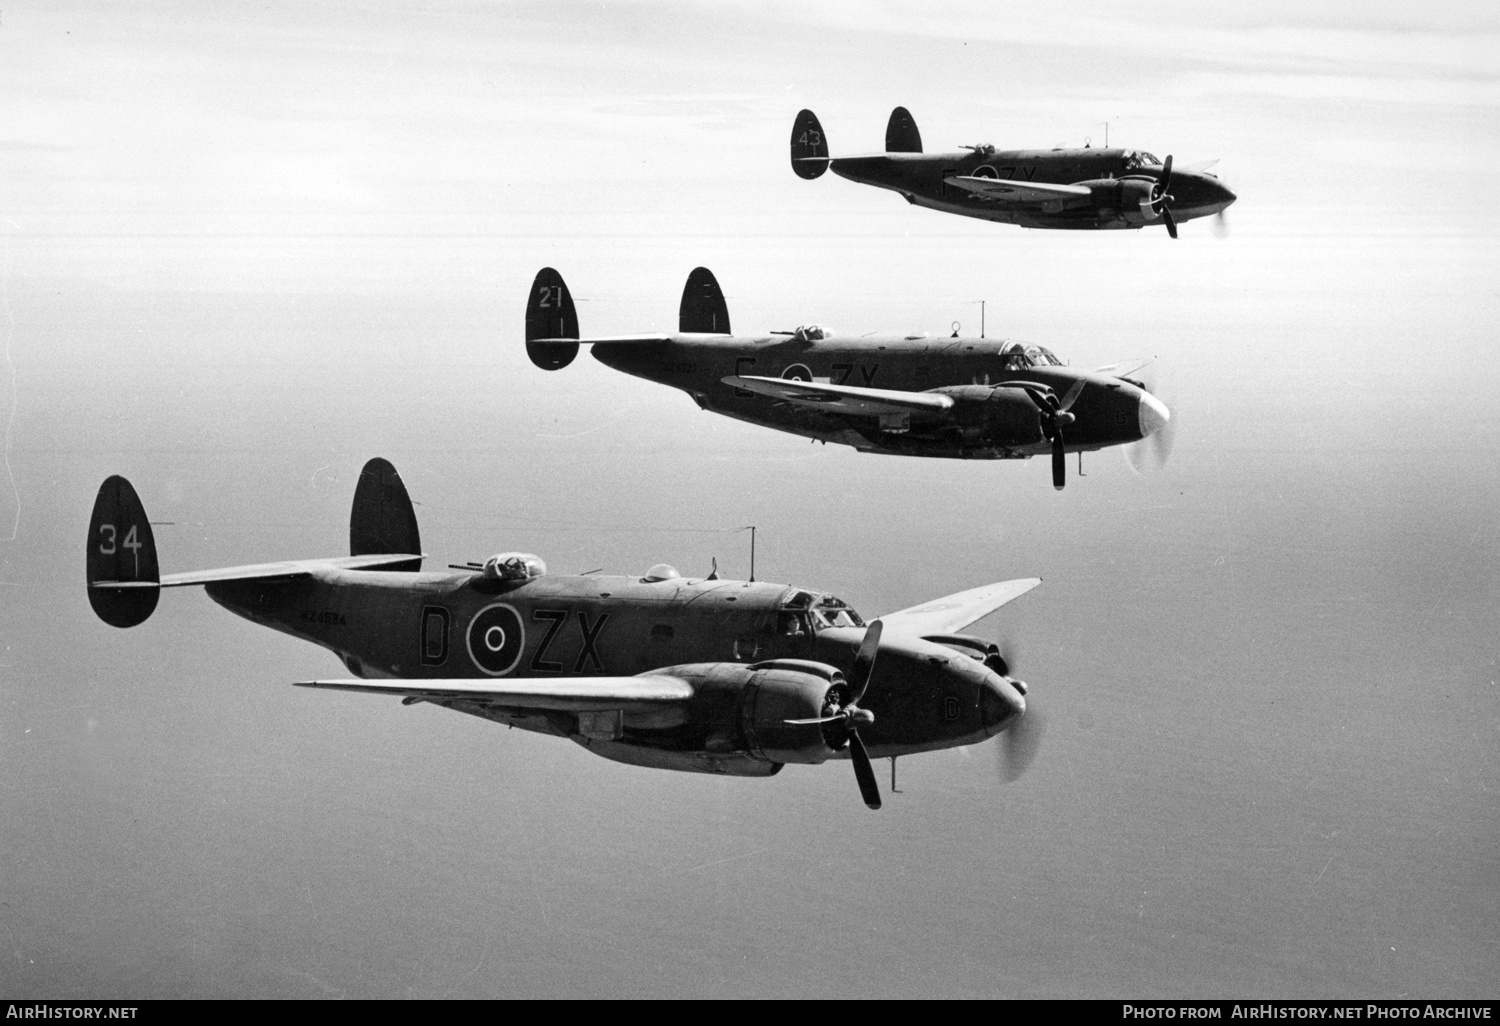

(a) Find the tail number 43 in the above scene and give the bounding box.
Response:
[99,522,143,575]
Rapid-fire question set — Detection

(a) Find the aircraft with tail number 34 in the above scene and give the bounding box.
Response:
[87,459,1044,809]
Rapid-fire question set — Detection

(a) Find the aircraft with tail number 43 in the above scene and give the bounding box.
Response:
[792,106,1235,237]
[87,459,1044,809]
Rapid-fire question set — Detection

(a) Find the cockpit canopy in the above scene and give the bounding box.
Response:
[483,552,547,581]
[777,590,867,635]
[1124,150,1163,170]
[999,340,1064,370]
[792,324,834,342]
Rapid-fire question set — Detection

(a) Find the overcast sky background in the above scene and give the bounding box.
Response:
[1,0,1497,999]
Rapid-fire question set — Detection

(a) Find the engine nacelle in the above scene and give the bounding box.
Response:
[1080,177,1158,225]
[936,385,1047,446]
[739,659,844,765]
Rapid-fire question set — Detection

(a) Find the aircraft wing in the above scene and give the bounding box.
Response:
[1094,357,1155,380]
[943,177,1092,204]
[722,375,955,417]
[294,674,694,712]
[881,578,1042,636]
[87,553,427,590]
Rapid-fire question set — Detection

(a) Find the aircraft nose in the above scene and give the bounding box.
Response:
[1138,390,1171,440]
[1212,178,1237,209]
[981,676,1025,737]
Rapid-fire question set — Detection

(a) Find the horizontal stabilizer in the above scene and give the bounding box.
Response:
[530,333,675,346]
[295,674,694,712]
[93,552,425,590]
[943,177,1092,204]
[723,375,954,417]
[882,578,1042,636]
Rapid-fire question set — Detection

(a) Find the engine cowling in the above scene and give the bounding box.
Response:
[935,385,1047,446]
[1081,177,1157,224]
[739,659,845,765]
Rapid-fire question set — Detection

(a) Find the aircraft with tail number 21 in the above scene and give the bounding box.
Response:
[526,266,1173,490]
[792,107,1235,237]
[87,459,1043,809]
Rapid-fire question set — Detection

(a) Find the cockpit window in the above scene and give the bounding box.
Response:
[809,595,866,630]
[999,340,1063,370]
[780,591,866,631]
[1124,150,1162,171]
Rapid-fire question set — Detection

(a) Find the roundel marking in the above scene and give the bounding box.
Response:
[466,603,525,676]
[781,364,813,382]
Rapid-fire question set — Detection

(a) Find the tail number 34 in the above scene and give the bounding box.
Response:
[98,523,143,575]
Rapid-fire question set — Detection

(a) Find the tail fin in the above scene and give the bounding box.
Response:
[790,109,829,179]
[885,106,922,153]
[87,476,160,627]
[349,458,422,571]
[679,267,731,334]
[525,267,580,371]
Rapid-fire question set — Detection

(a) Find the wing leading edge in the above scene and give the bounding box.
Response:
[723,375,955,417]
[943,177,1092,205]
[294,674,694,712]
[881,578,1042,636]
[90,553,425,590]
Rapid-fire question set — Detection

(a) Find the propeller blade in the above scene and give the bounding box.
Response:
[1162,205,1178,239]
[1213,209,1229,238]
[1159,154,1173,195]
[848,729,881,809]
[847,619,882,703]
[784,715,843,725]
[999,699,1044,783]
[1051,433,1066,491]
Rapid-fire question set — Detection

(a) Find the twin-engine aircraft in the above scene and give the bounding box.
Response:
[792,107,1235,237]
[526,266,1171,489]
[87,459,1042,809]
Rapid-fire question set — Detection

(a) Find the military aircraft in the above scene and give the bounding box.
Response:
[526,266,1172,489]
[87,459,1043,809]
[791,107,1235,237]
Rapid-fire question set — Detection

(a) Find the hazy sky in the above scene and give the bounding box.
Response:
[2,1,1496,999]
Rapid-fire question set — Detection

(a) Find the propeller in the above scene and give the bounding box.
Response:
[1213,209,1229,238]
[998,380,1083,490]
[1123,368,1178,476]
[989,643,1043,783]
[785,619,885,809]
[999,698,1045,783]
[1151,154,1177,239]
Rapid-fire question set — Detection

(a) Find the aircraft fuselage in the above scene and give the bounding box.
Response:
[592,333,1158,459]
[206,568,1015,771]
[830,147,1236,229]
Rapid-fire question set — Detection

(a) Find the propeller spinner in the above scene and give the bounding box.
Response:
[989,643,1043,783]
